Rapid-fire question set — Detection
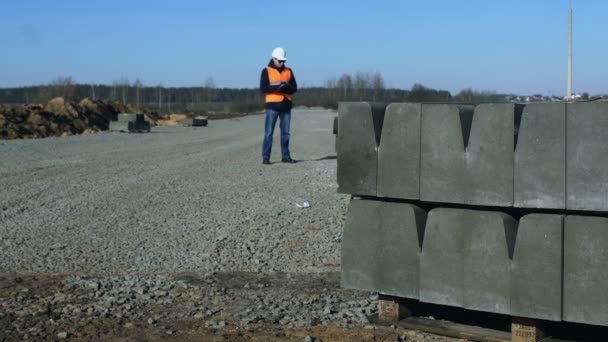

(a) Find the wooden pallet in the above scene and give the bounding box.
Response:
[376,295,568,342]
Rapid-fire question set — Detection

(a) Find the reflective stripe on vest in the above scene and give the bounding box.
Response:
[265,66,293,103]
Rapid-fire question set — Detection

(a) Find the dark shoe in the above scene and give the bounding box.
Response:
[281,157,296,163]
[262,159,270,165]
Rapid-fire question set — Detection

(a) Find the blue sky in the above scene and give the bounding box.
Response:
[1,0,606,95]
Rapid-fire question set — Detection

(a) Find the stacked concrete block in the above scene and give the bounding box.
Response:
[377,103,422,199]
[462,209,516,314]
[420,103,516,206]
[337,100,608,327]
[110,113,150,133]
[567,101,608,211]
[514,103,566,209]
[118,113,144,123]
[419,208,515,314]
[510,214,564,321]
[464,103,517,206]
[341,199,426,298]
[419,208,466,307]
[420,104,471,204]
[336,102,386,196]
[563,215,608,326]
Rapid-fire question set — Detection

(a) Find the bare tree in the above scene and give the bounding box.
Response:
[49,76,75,100]
[371,72,385,101]
[157,83,163,112]
[134,78,143,109]
[337,74,352,100]
[117,75,130,104]
[203,76,216,102]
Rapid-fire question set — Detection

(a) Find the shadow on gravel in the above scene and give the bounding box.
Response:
[297,155,337,162]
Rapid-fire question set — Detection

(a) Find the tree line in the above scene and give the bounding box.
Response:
[0,73,509,114]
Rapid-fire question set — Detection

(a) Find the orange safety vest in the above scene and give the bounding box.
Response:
[265,66,293,103]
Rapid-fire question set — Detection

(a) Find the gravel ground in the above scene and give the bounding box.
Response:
[0,108,345,274]
[0,109,456,341]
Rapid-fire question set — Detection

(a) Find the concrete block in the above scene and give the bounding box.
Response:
[421,103,517,206]
[567,101,608,211]
[420,208,516,315]
[465,103,516,206]
[377,103,422,200]
[341,199,426,299]
[419,208,466,307]
[183,117,208,127]
[515,103,566,209]
[510,214,564,321]
[333,116,338,134]
[109,120,150,133]
[420,104,471,204]
[462,210,516,315]
[337,102,387,196]
[563,215,608,326]
[117,113,144,123]
[109,121,134,132]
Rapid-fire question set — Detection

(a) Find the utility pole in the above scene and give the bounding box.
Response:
[567,0,573,100]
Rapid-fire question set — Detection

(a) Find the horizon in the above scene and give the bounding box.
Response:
[1,0,606,96]
[1,82,603,98]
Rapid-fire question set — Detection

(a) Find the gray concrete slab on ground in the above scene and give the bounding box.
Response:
[567,101,608,211]
[377,103,422,199]
[420,208,516,315]
[341,199,426,298]
[337,102,387,196]
[563,215,608,326]
[462,209,516,315]
[510,214,563,321]
[420,104,472,204]
[109,120,150,133]
[464,103,515,206]
[109,121,134,132]
[514,103,566,209]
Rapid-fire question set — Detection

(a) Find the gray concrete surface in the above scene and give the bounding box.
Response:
[462,210,515,315]
[341,199,426,298]
[420,104,473,204]
[420,208,516,314]
[117,113,144,123]
[377,103,422,200]
[510,214,563,321]
[419,208,465,307]
[336,102,386,196]
[0,108,344,275]
[514,103,566,209]
[464,103,515,206]
[563,215,608,326]
[567,101,608,211]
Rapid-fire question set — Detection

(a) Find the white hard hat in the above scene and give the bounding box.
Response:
[271,47,287,61]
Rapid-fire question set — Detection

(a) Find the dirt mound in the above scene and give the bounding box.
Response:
[0,98,161,139]
[156,113,189,126]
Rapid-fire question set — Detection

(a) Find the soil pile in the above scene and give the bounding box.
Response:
[0,97,160,139]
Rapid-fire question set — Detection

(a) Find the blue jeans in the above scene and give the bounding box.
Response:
[262,108,291,160]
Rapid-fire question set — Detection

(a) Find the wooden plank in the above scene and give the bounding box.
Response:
[372,315,511,342]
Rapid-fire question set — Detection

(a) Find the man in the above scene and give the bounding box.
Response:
[259,47,298,165]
